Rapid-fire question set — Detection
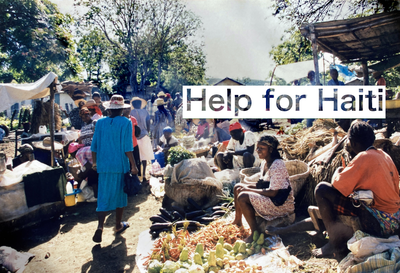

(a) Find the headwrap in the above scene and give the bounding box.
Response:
[68,142,84,154]
[163,126,173,134]
[229,122,243,132]
[165,93,171,98]
[79,107,90,117]
[87,105,102,117]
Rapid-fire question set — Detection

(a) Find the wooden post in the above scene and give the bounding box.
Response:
[310,24,320,85]
[362,61,369,85]
[270,66,277,85]
[49,81,56,167]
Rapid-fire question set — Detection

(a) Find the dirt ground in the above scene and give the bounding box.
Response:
[0,125,340,273]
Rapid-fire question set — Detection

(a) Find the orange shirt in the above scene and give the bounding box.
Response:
[332,149,400,213]
[130,116,138,147]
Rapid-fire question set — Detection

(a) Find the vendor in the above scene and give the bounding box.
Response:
[31,137,64,166]
[195,119,209,140]
[231,135,294,243]
[12,144,34,168]
[85,99,103,121]
[311,121,400,259]
[156,126,178,162]
[216,122,260,170]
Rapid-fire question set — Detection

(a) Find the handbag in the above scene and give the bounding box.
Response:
[124,173,142,196]
[256,179,270,189]
[349,190,374,207]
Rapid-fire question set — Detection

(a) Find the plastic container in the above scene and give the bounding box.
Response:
[39,125,47,134]
[66,181,74,194]
[151,152,165,168]
[64,193,76,207]
[75,189,85,202]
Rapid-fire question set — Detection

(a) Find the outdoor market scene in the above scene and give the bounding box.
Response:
[1,1,400,273]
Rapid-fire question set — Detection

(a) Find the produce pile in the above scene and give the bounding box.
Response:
[145,217,287,273]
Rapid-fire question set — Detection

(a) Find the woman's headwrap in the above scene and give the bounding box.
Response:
[87,105,102,116]
[229,122,243,132]
[163,126,173,134]
[79,107,90,117]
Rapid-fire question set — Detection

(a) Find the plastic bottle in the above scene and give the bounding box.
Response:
[73,181,78,190]
[66,181,73,194]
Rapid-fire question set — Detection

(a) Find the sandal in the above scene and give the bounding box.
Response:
[116,222,130,234]
[92,228,103,243]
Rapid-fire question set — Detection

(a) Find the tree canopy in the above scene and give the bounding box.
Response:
[76,0,206,96]
[0,0,81,83]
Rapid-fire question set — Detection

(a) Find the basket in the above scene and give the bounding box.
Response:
[239,160,310,197]
[194,147,211,158]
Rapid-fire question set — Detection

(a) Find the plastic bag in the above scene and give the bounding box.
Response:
[124,173,142,196]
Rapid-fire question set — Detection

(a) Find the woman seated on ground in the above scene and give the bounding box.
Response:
[231,135,294,243]
[156,126,178,162]
[195,119,209,140]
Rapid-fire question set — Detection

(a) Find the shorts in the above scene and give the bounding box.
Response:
[333,194,382,237]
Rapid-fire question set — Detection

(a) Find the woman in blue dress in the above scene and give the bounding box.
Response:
[91,95,138,243]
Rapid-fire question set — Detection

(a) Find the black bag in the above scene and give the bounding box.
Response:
[270,185,292,206]
[124,173,142,196]
[256,179,270,189]
[134,125,141,138]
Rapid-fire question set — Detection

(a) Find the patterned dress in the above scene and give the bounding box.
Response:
[91,116,133,212]
[248,159,295,221]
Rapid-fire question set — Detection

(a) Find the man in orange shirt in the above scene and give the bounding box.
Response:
[313,121,400,259]
[123,103,141,175]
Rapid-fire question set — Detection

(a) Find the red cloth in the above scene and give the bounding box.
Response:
[130,116,138,147]
[229,122,243,132]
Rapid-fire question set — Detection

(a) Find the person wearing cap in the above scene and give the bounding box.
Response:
[152,98,173,148]
[91,94,138,243]
[78,107,95,147]
[12,144,34,168]
[92,91,107,116]
[216,122,260,171]
[156,126,179,162]
[85,99,103,121]
[123,101,141,178]
[130,97,154,182]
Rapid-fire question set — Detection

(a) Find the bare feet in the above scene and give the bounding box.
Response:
[312,242,335,258]
[231,220,242,227]
[244,234,253,243]
[265,226,283,235]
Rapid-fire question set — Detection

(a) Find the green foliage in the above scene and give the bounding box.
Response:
[0,0,82,83]
[167,146,195,166]
[0,116,18,130]
[269,29,313,66]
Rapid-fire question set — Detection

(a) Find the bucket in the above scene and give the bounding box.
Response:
[64,193,76,207]
[152,152,165,168]
[39,125,47,134]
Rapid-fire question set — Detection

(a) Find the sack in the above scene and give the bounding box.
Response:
[350,190,374,207]
[134,125,141,138]
[124,173,142,196]
[271,185,292,206]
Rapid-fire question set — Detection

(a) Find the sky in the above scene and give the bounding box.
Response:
[50,0,285,81]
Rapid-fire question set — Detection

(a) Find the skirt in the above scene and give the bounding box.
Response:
[96,173,127,212]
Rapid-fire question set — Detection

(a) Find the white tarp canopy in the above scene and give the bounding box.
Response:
[273,59,328,83]
[0,72,58,112]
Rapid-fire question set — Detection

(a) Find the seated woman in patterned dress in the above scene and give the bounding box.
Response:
[231,135,294,243]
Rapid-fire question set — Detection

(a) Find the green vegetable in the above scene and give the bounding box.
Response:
[223,243,233,251]
[180,247,189,262]
[235,253,245,260]
[216,258,223,268]
[148,259,163,273]
[161,260,180,273]
[208,250,217,267]
[193,253,203,265]
[215,243,224,259]
[238,241,247,254]
[218,236,224,245]
[253,230,259,242]
[256,233,265,245]
[208,266,221,273]
[246,248,254,256]
[233,240,242,254]
[255,245,261,254]
[175,269,189,273]
[195,243,204,257]
[167,146,195,166]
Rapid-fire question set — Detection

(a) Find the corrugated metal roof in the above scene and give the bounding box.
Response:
[300,11,400,63]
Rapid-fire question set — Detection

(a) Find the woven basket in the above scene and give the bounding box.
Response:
[239,160,310,197]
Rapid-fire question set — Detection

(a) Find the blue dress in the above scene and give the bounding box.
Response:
[91,116,133,212]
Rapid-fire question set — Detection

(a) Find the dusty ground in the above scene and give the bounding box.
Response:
[0,125,339,273]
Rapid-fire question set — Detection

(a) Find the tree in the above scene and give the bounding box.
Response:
[77,0,203,95]
[77,29,111,82]
[271,0,399,27]
[269,29,313,66]
[0,0,81,83]
[162,42,207,95]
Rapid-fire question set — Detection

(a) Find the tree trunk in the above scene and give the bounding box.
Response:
[129,61,139,96]
[157,60,162,92]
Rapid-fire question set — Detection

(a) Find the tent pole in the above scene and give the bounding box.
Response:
[310,24,320,85]
[49,80,56,167]
[270,66,277,85]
